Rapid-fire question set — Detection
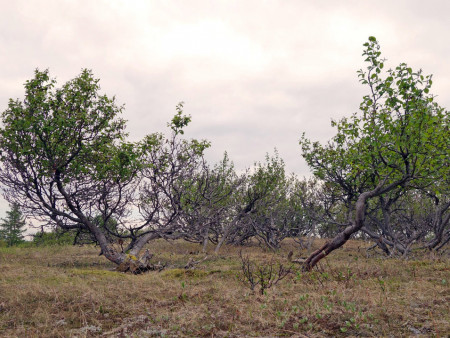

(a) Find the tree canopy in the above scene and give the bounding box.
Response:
[300,36,449,269]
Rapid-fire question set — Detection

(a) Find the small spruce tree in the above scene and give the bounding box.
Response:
[0,203,27,246]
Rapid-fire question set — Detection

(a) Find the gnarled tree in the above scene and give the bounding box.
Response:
[0,69,208,270]
[300,37,449,270]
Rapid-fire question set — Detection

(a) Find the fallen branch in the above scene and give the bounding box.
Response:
[184,256,209,269]
[287,251,307,264]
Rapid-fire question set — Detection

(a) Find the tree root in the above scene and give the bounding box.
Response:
[116,249,166,274]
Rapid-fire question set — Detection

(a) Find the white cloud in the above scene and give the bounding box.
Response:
[0,0,449,217]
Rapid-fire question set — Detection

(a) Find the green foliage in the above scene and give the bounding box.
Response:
[300,36,448,201]
[0,69,140,183]
[32,230,76,246]
[248,151,287,206]
[245,151,306,247]
[0,203,26,246]
[179,152,237,213]
[169,102,191,135]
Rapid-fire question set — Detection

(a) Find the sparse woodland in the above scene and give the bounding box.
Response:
[0,37,448,336]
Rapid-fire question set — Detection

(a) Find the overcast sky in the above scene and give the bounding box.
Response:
[1,0,449,216]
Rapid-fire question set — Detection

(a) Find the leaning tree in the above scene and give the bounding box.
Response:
[0,69,208,270]
[300,37,449,270]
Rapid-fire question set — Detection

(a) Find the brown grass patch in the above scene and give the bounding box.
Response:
[0,239,448,337]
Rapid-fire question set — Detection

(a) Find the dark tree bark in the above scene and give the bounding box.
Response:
[426,201,450,250]
[303,178,409,271]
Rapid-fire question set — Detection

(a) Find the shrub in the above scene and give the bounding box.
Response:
[32,231,76,246]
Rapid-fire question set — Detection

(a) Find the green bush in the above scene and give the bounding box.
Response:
[32,231,76,246]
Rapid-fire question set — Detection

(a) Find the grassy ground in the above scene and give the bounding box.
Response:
[0,239,448,337]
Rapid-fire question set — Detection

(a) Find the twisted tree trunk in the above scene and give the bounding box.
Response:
[303,178,409,271]
[426,201,450,250]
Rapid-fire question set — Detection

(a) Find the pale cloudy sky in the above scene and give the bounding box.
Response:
[1,0,450,216]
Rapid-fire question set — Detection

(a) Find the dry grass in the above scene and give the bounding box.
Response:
[0,239,448,337]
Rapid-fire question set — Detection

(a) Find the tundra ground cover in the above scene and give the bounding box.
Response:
[0,239,448,337]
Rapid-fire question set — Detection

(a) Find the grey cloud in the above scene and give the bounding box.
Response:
[1,0,449,217]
